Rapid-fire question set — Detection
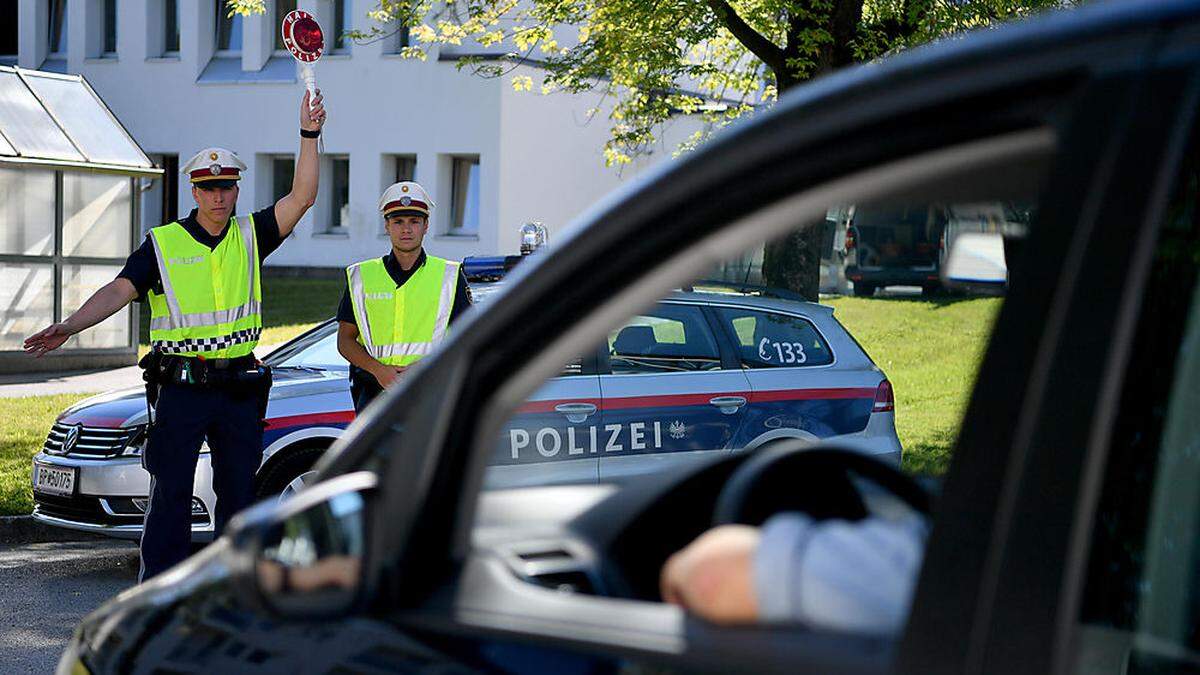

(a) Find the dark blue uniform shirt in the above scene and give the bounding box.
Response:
[117,206,284,300]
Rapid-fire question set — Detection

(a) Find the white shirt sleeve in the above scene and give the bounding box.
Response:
[753,512,929,633]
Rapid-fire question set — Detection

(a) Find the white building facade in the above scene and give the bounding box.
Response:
[9,0,703,269]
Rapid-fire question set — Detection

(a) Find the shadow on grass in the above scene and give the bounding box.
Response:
[859,290,1002,309]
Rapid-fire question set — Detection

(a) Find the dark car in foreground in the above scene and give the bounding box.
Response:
[62,1,1200,673]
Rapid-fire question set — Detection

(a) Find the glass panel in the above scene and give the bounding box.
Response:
[62,173,132,258]
[0,168,55,256]
[608,304,722,374]
[272,156,294,202]
[164,0,180,53]
[48,0,67,55]
[274,0,297,51]
[22,73,150,166]
[712,307,834,368]
[216,2,243,52]
[103,0,117,54]
[0,3,17,59]
[0,263,53,351]
[61,264,130,349]
[0,71,86,161]
[333,0,351,51]
[450,157,480,233]
[329,157,349,231]
[394,155,415,183]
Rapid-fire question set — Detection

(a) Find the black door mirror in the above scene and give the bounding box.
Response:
[229,471,376,619]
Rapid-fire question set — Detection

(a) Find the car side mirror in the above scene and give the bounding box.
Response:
[227,471,377,619]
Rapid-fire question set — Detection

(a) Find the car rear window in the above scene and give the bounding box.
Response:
[713,307,834,368]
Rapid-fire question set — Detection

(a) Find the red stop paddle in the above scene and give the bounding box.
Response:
[281,10,324,97]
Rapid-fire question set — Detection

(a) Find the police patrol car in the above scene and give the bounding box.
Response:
[30,281,900,541]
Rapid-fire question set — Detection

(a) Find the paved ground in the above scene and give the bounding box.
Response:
[0,365,144,399]
[0,536,138,673]
[0,342,286,399]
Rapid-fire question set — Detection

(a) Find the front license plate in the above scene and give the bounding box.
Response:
[33,462,76,497]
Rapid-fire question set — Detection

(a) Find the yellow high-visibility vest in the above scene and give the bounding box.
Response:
[345,255,459,367]
[147,216,262,358]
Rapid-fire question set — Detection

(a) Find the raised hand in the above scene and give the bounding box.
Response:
[301,89,326,132]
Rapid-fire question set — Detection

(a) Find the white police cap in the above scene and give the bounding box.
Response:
[379,181,434,217]
[182,147,247,186]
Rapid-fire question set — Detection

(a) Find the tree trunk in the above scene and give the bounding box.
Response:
[758,0,863,301]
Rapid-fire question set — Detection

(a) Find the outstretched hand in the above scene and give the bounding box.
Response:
[24,323,73,358]
[301,89,326,132]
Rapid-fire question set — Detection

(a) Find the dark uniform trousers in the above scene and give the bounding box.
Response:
[350,370,385,414]
[139,382,264,581]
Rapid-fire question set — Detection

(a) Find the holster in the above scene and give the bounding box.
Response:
[138,350,167,427]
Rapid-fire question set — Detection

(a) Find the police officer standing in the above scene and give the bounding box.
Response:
[336,181,471,412]
[24,91,327,581]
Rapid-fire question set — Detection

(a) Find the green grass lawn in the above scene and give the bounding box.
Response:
[0,394,90,516]
[823,295,1002,475]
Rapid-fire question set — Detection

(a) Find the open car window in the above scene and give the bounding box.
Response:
[450,128,1058,649]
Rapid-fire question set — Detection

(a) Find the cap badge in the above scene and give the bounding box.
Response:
[208,164,222,175]
[209,152,219,161]
[400,196,412,206]
[401,185,409,193]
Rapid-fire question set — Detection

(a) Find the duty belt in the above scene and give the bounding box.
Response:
[143,351,262,387]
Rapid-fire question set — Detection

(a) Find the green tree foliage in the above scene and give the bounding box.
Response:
[235,0,1072,298]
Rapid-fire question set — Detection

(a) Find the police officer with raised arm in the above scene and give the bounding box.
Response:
[336,181,471,413]
[24,91,327,581]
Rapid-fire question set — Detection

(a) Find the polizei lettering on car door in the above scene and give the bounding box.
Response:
[505,421,669,462]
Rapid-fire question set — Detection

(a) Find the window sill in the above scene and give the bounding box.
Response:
[380,52,416,60]
[85,56,118,64]
[323,53,352,60]
[435,233,480,241]
[313,231,350,239]
[147,55,181,63]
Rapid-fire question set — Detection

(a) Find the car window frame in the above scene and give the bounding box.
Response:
[310,11,1187,673]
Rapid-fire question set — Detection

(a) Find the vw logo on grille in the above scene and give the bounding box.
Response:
[61,424,82,455]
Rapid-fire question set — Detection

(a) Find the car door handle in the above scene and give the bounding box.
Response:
[709,396,748,415]
[555,403,598,423]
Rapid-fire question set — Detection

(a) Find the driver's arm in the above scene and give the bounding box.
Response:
[660,514,928,632]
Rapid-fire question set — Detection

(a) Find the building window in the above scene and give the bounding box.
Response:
[0,3,17,65]
[215,1,244,54]
[327,157,350,232]
[274,0,297,52]
[387,25,409,54]
[449,156,480,234]
[272,156,295,202]
[332,0,351,53]
[103,0,117,55]
[48,0,68,56]
[164,0,180,54]
[393,155,416,183]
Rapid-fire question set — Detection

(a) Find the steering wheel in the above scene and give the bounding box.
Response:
[712,443,932,526]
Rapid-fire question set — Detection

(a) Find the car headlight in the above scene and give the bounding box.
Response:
[121,425,148,457]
